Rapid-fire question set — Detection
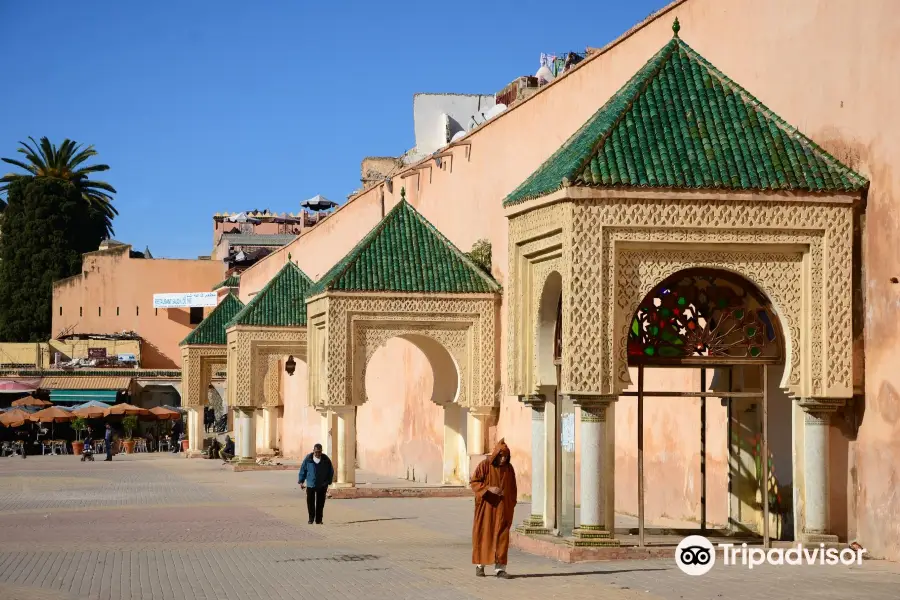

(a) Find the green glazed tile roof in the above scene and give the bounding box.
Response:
[212,274,240,290]
[504,27,868,206]
[226,261,313,327]
[179,293,244,346]
[306,198,500,296]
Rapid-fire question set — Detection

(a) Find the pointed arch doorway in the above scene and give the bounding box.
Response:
[622,268,788,548]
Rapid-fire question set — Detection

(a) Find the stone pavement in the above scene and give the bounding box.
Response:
[1,455,898,600]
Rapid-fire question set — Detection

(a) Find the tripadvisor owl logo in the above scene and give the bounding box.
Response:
[675,535,868,575]
[675,535,716,576]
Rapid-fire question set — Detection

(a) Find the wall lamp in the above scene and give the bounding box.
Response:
[285,355,296,376]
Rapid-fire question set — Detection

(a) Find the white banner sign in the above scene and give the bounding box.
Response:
[152,292,218,308]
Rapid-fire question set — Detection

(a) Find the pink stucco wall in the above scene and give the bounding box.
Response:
[52,246,223,368]
[237,0,900,559]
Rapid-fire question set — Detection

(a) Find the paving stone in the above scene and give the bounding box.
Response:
[0,456,898,600]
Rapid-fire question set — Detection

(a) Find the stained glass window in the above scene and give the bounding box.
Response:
[628,270,781,363]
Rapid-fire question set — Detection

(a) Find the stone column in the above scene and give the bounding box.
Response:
[186,407,204,457]
[260,407,279,453]
[517,395,549,534]
[467,409,489,456]
[319,409,338,472]
[234,407,257,464]
[800,403,839,542]
[334,407,356,486]
[570,398,619,547]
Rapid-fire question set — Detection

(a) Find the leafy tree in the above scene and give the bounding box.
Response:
[0,138,117,341]
[1,137,117,236]
[466,239,492,275]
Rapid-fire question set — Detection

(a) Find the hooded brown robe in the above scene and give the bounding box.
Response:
[470,439,518,565]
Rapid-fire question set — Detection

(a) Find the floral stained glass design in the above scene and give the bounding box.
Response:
[628,271,781,362]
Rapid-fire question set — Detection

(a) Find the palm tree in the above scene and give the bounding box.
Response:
[0,137,117,235]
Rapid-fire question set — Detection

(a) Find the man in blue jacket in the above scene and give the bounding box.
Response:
[298,443,334,524]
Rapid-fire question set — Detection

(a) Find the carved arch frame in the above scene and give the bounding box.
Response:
[306,292,501,409]
[506,188,859,406]
[180,345,228,408]
[225,325,307,408]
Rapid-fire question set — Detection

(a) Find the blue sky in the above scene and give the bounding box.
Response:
[1,1,668,258]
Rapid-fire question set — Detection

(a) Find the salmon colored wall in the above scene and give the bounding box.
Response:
[237,0,898,559]
[52,246,223,368]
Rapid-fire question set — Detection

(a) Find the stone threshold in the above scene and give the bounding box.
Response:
[327,486,472,500]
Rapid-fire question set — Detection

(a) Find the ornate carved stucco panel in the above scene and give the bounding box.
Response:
[227,326,306,408]
[507,203,569,396]
[563,197,852,399]
[180,345,227,408]
[320,294,498,409]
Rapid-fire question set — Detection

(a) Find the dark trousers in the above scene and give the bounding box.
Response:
[306,486,327,523]
[105,442,113,461]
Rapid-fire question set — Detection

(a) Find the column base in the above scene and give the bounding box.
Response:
[567,526,621,547]
[516,514,550,535]
[233,457,257,466]
[800,531,840,544]
[184,450,206,459]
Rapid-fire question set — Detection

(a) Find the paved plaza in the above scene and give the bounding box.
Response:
[1,456,898,600]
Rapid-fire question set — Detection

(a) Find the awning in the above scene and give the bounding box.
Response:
[0,378,41,393]
[40,376,132,404]
[50,390,120,404]
[39,376,133,391]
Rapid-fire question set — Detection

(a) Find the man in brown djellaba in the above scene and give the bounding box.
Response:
[470,438,517,578]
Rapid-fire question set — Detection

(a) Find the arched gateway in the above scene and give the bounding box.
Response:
[506,21,867,548]
[306,192,502,485]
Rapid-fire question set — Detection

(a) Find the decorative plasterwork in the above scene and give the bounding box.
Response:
[225,325,307,408]
[507,192,856,403]
[307,292,500,409]
[180,345,228,408]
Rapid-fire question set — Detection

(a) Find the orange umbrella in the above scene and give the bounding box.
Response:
[104,403,150,417]
[72,405,107,419]
[0,408,33,427]
[12,396,51,407]
[28,406,76,423]
[149,406,181,420]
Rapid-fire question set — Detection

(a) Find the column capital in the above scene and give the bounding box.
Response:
[521,394,546,409]
[469,406,495,418]
[565,394,616,408]
[797,397,846,415]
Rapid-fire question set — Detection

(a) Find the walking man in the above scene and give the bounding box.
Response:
[297,443,334,525]
[470,438,517,578]
[104,423,113,462]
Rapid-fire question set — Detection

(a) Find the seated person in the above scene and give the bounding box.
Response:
[206,437,221,459]
[219,435,235,463]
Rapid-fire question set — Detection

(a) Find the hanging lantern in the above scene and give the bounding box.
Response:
[285,355,296,376]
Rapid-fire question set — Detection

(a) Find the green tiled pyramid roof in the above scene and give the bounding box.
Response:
[179,293,244,346]
[226,261,313,327]
[504,24,868,206]
[212,274,240,290]
[306,197,500,296]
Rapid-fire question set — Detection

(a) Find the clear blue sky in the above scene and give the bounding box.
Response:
[1,0,668,259]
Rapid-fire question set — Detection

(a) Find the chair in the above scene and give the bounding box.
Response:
[134,439,147,453]
[1,442,11,457]
[41,440,53,455]
[158,439,170,452]
[95,439,105,454]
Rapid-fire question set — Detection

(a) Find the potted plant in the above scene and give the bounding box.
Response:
[122,416,138,454]
[72,418,87,455]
